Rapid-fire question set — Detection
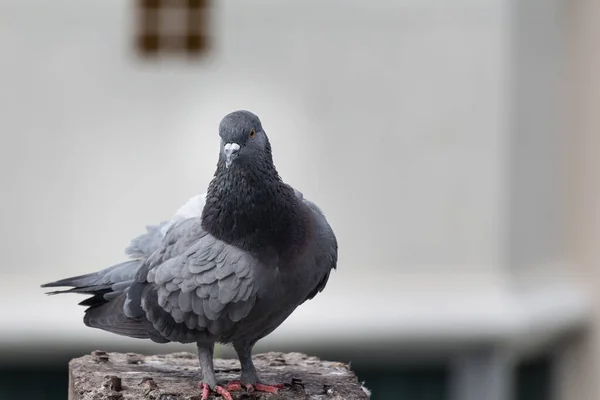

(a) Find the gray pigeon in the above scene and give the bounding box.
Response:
[41,110,338,400]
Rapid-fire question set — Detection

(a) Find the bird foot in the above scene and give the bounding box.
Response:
[224,381,243,392]
[251,383,286,394]
[225,381,285,394]
[199,383,233,400]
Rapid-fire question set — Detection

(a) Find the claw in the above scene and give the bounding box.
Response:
[200,383,210,400]
[215,386,234,400]
[199,383,233,400]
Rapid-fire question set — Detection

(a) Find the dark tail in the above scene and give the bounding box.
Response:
[40,261,165,341]
[82,295,152,339]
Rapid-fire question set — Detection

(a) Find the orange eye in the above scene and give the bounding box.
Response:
[249,128,256,139]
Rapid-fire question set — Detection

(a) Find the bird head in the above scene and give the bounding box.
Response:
[218,110,272,169]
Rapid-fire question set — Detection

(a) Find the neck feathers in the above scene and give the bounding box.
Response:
[201,162,308,255]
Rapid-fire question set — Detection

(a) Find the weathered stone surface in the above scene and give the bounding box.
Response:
[69,351,370,400]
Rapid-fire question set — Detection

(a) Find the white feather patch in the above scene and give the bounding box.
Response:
[160,193,207,236]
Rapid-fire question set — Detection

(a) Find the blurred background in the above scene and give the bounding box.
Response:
[1,0,599,399]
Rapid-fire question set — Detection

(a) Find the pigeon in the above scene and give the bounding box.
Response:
[41,110,338,400]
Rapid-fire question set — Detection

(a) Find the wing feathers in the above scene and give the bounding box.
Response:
[142,227,260,342]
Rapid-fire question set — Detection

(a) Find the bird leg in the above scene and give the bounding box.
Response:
[228,342,286,394]
[235,343,260,385]
[197,343,233,400]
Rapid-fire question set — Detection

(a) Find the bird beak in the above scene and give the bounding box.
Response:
[223,143,240,168]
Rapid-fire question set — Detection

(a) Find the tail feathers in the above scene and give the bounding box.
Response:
[41,263,123,288]
[83,295,151,340]
[41,261,140,295]
[78,292,111,307]
[42,261,170,343]
[44,286,112,297]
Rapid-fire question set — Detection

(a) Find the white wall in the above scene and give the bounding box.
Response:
[0,0,585,357]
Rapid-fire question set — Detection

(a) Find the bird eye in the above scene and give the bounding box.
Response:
[249,128,256,139]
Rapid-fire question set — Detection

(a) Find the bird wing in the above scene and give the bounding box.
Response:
[42,194,214,343]
[300,197,338,303]
[125,194,206,260]
[130,217,261,342]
